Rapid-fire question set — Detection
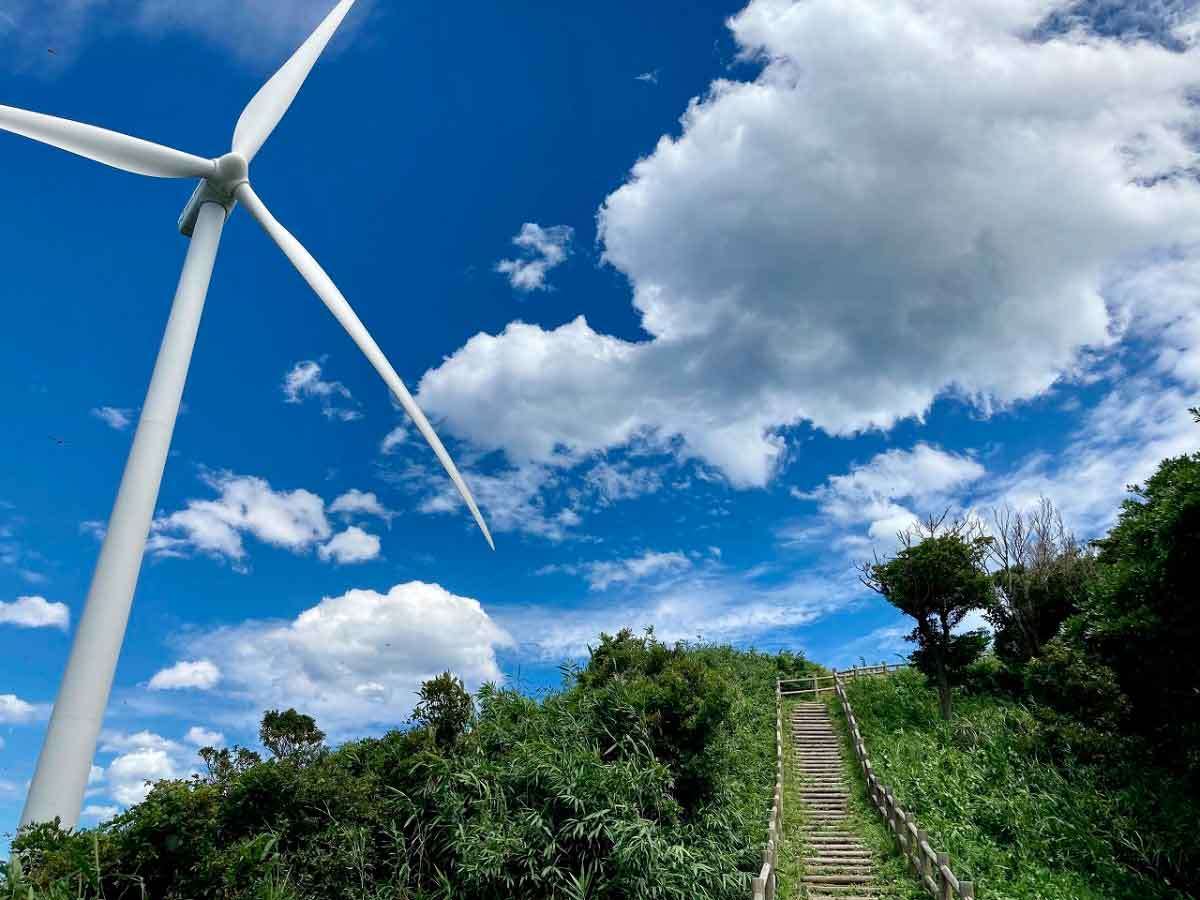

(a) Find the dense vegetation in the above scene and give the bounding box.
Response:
[846,445,1200,899]
[839,670,1198,899]
[3,632,816,900]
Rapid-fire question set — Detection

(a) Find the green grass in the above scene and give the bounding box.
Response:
[842,670,1198,900]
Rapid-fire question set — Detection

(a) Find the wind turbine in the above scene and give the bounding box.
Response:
[6,0,493,830]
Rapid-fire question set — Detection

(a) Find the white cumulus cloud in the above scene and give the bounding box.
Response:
[99,731,193,806]
[149,472,332,569]
[148,659,222,691]
[148,472,403,569]
[419,0,1200,489]
[184,726,225,747]
[317,526,382,564]
[184,582,513,732]
[0,595,70,630]
[0,693,39,724]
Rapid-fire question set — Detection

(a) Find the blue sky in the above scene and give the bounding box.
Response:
[2,0,1199,840]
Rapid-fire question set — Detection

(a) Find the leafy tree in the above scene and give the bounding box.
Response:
[259,709,325,763]
[860,514,993,719]
[984,498,1095,664]
[409,671,474,751]
[1072,451,1200,771]
[198,745,262,785]
[577,628,735,810]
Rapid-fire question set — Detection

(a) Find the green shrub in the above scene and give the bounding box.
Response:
[4,639,817,900]
[1074,452,1200,772]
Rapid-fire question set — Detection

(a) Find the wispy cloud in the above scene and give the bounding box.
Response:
[283,360,362,422]
[380,425,408,454]
[496,223,574,292]
[386,458,581,542]
[0,0,372,71]
[503,566,861,660]
[790,443,986,554]
[540,550,693,591]
[91,406,134,431]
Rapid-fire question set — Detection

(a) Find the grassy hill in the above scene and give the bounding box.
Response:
[840,668,1200,900]
[4,633,816,900]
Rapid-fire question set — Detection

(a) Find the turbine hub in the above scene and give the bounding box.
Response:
[177,153,248,238]
[211,152,249,196]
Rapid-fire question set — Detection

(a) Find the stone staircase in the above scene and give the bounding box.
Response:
[792,701,879,899]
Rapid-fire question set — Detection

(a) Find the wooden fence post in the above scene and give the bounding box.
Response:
[900,811,913,861]
[937,853,952,900]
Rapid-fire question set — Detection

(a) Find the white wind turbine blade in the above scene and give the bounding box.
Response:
[232,0,357,163]
[236,183,495,550]
[0,104,215,178]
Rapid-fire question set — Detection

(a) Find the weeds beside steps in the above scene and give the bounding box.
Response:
[832,670,976,900]
[760,664,978,900]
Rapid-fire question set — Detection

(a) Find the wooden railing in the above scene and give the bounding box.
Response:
[833,670,976,899]
[779,673,836,697]
[780,663,907,697]
[751,681,785,900]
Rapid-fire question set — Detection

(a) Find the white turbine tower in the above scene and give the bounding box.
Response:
[5,0,494,830]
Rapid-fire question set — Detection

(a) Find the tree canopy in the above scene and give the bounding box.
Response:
[861,515,993,719]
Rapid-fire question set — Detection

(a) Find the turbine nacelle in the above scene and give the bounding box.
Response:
[178,152,249,236]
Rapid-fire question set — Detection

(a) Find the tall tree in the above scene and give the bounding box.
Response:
[1075,451,1200,769]
[259,709,325,763]
[410,671,474,751]
[985,498,1095,664]
[860,514,993,719]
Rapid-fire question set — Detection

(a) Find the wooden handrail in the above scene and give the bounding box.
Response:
[756,664,919,898]
[832,671,975,899]
[752,683,786,900]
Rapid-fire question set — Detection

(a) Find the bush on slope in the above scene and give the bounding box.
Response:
[5,633,815,900]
